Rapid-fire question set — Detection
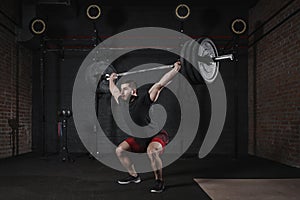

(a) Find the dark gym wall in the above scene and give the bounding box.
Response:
[0,0,32,158]
[29,0,253,156]
[248,0,300,167]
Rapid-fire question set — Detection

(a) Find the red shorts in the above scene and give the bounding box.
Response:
[125,130,169,153]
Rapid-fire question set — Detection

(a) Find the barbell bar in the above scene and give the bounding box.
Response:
[105,53,233,80]
[99,38,234,84]
[105,65,174,80]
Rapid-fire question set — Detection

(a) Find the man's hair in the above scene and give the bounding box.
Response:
[121,80,137,90]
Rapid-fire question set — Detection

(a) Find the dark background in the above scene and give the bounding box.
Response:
[18,0,255,156]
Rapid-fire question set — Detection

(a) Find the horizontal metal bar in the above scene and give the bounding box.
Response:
[105,54,234,80]
[46,47,176,51]
[213,54,234,61]
[118,65,173,76]
[46,48,92,52]
[106,65,173,80]
[38,0,70,6]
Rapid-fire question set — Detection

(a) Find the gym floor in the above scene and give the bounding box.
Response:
[1,153,300,200]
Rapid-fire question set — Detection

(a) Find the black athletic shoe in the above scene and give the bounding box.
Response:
[150,179,165,193]
[117,174,141,184]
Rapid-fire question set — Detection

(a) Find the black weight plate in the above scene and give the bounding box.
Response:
[193,38,219,83]
[185,39,199,84]
[191,38,205,85]
[179,40,191,82]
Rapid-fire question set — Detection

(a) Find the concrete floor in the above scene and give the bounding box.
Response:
[0,153,300,200]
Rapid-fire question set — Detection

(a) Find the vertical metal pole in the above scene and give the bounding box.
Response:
[40,37,46,156]
[233,36,239,159]
[93,22,100,118]
[62,118,67,161]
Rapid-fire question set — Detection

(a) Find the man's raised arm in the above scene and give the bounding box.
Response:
[148,61,181,102]
[109,73,121,103]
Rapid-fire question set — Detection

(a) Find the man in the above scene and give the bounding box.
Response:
[109,61,181,193]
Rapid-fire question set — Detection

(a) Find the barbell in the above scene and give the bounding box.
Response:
[103,38,233,84]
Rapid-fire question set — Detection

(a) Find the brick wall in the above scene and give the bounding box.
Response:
[0,1,32,158]
[248,0,300,167]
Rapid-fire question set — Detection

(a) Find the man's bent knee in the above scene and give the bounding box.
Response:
[147,145,162,159]
[116,141,131,157]
[116,146,124,157]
